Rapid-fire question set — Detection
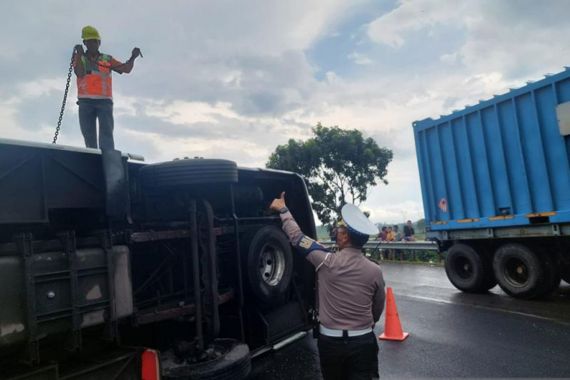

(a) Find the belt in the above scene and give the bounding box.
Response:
[319,325,372,338]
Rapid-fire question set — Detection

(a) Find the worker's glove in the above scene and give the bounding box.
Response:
[130,47,143,60]
[74,44,84,56]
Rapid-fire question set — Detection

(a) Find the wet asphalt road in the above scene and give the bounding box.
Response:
[250,262,570,379]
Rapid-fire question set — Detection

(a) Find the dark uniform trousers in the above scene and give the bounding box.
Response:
[318,332,379,380]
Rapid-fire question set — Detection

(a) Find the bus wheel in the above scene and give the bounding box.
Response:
[244,225,293,306]
[445,243,489,293]
[162,339,251,380]
[139,158,238,190]
[493,243,543,299]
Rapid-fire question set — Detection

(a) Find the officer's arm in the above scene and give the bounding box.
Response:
[280,210,330,268]
[372,268,386,323]
[271,192,330,268]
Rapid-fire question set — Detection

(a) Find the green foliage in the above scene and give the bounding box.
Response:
[267,123,393,226]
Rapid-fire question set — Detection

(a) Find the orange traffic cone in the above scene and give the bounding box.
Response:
[379,287,409,341]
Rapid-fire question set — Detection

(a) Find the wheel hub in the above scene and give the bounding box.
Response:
[454,256,473,279]
[258,243,285,286]
[504,258,529,287]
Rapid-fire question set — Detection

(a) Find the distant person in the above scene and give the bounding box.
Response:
[393,225,403,260]
[403,220,416,241]
[270,192,385,380]
[73,25,141,150]
[377,226,388,260]
[386,226,395,242]
[393,225,402,241]
[379,226,388,241]
[385,226,396,260]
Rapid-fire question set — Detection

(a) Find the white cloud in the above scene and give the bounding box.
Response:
[325,71,341,85]
[366,200,424,225]
[367,0,570,76]
[1,0,569,226]
[348,52,373,65]
[439,52,460,64]
[0,100,59,143]
[145,100,237,125]
[367,0,465,48]
[17,78,64,98]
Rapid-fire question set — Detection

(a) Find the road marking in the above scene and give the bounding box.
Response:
[400,294,570,326]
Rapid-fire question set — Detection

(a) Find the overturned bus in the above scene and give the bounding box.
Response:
[0,138,316,379]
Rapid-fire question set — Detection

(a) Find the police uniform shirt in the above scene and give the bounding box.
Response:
[280,211,386,330]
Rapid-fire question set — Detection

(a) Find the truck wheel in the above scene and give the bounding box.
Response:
[535,253,561,297]
[445,243,489,293]
[244,226,293,306]
[162,338,251,380]
[139,158,238,190]
[474,246,497,291]
[493,244,543,299]
[480,262,498,291]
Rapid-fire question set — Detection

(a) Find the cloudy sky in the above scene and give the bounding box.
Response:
[1,0,569,224]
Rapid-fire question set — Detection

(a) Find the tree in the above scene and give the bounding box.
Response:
[267,123,393,226]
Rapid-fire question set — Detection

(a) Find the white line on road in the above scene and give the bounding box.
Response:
[400,293,570,326]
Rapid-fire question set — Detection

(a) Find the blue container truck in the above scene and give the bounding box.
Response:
[413,67,570,299]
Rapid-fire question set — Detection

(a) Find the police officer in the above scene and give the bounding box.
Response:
[270,192,386,380]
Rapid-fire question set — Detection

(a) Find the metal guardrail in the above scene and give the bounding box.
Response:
[320,240,438,251]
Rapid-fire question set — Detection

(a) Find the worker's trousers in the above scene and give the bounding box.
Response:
[78,98,115,150]
[318,332,379,380]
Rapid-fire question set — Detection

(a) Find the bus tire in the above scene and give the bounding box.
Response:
[162,339,251,380]
[140,158,238,190]
[244,225,293,306]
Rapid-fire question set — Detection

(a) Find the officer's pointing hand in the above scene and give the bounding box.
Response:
[270,191,286,212]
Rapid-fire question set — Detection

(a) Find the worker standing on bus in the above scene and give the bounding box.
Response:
[73,25,141,150]
[270,192,386,380]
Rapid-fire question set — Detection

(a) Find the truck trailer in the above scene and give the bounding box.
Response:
[413,67,570,299]
[0,138,316,379]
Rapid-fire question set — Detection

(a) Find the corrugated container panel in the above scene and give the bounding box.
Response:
[413,68,570,231]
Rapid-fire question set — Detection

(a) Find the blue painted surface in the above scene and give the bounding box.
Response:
[413,68,570,231]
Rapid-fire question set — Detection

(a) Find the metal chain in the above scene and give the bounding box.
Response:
[53,51,75,144]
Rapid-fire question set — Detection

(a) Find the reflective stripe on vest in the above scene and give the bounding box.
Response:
[77,54,113,99]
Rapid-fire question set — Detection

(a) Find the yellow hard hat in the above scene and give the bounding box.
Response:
[81,26,101,41]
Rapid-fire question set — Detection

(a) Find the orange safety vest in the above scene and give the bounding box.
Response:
[77,54,114,99]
